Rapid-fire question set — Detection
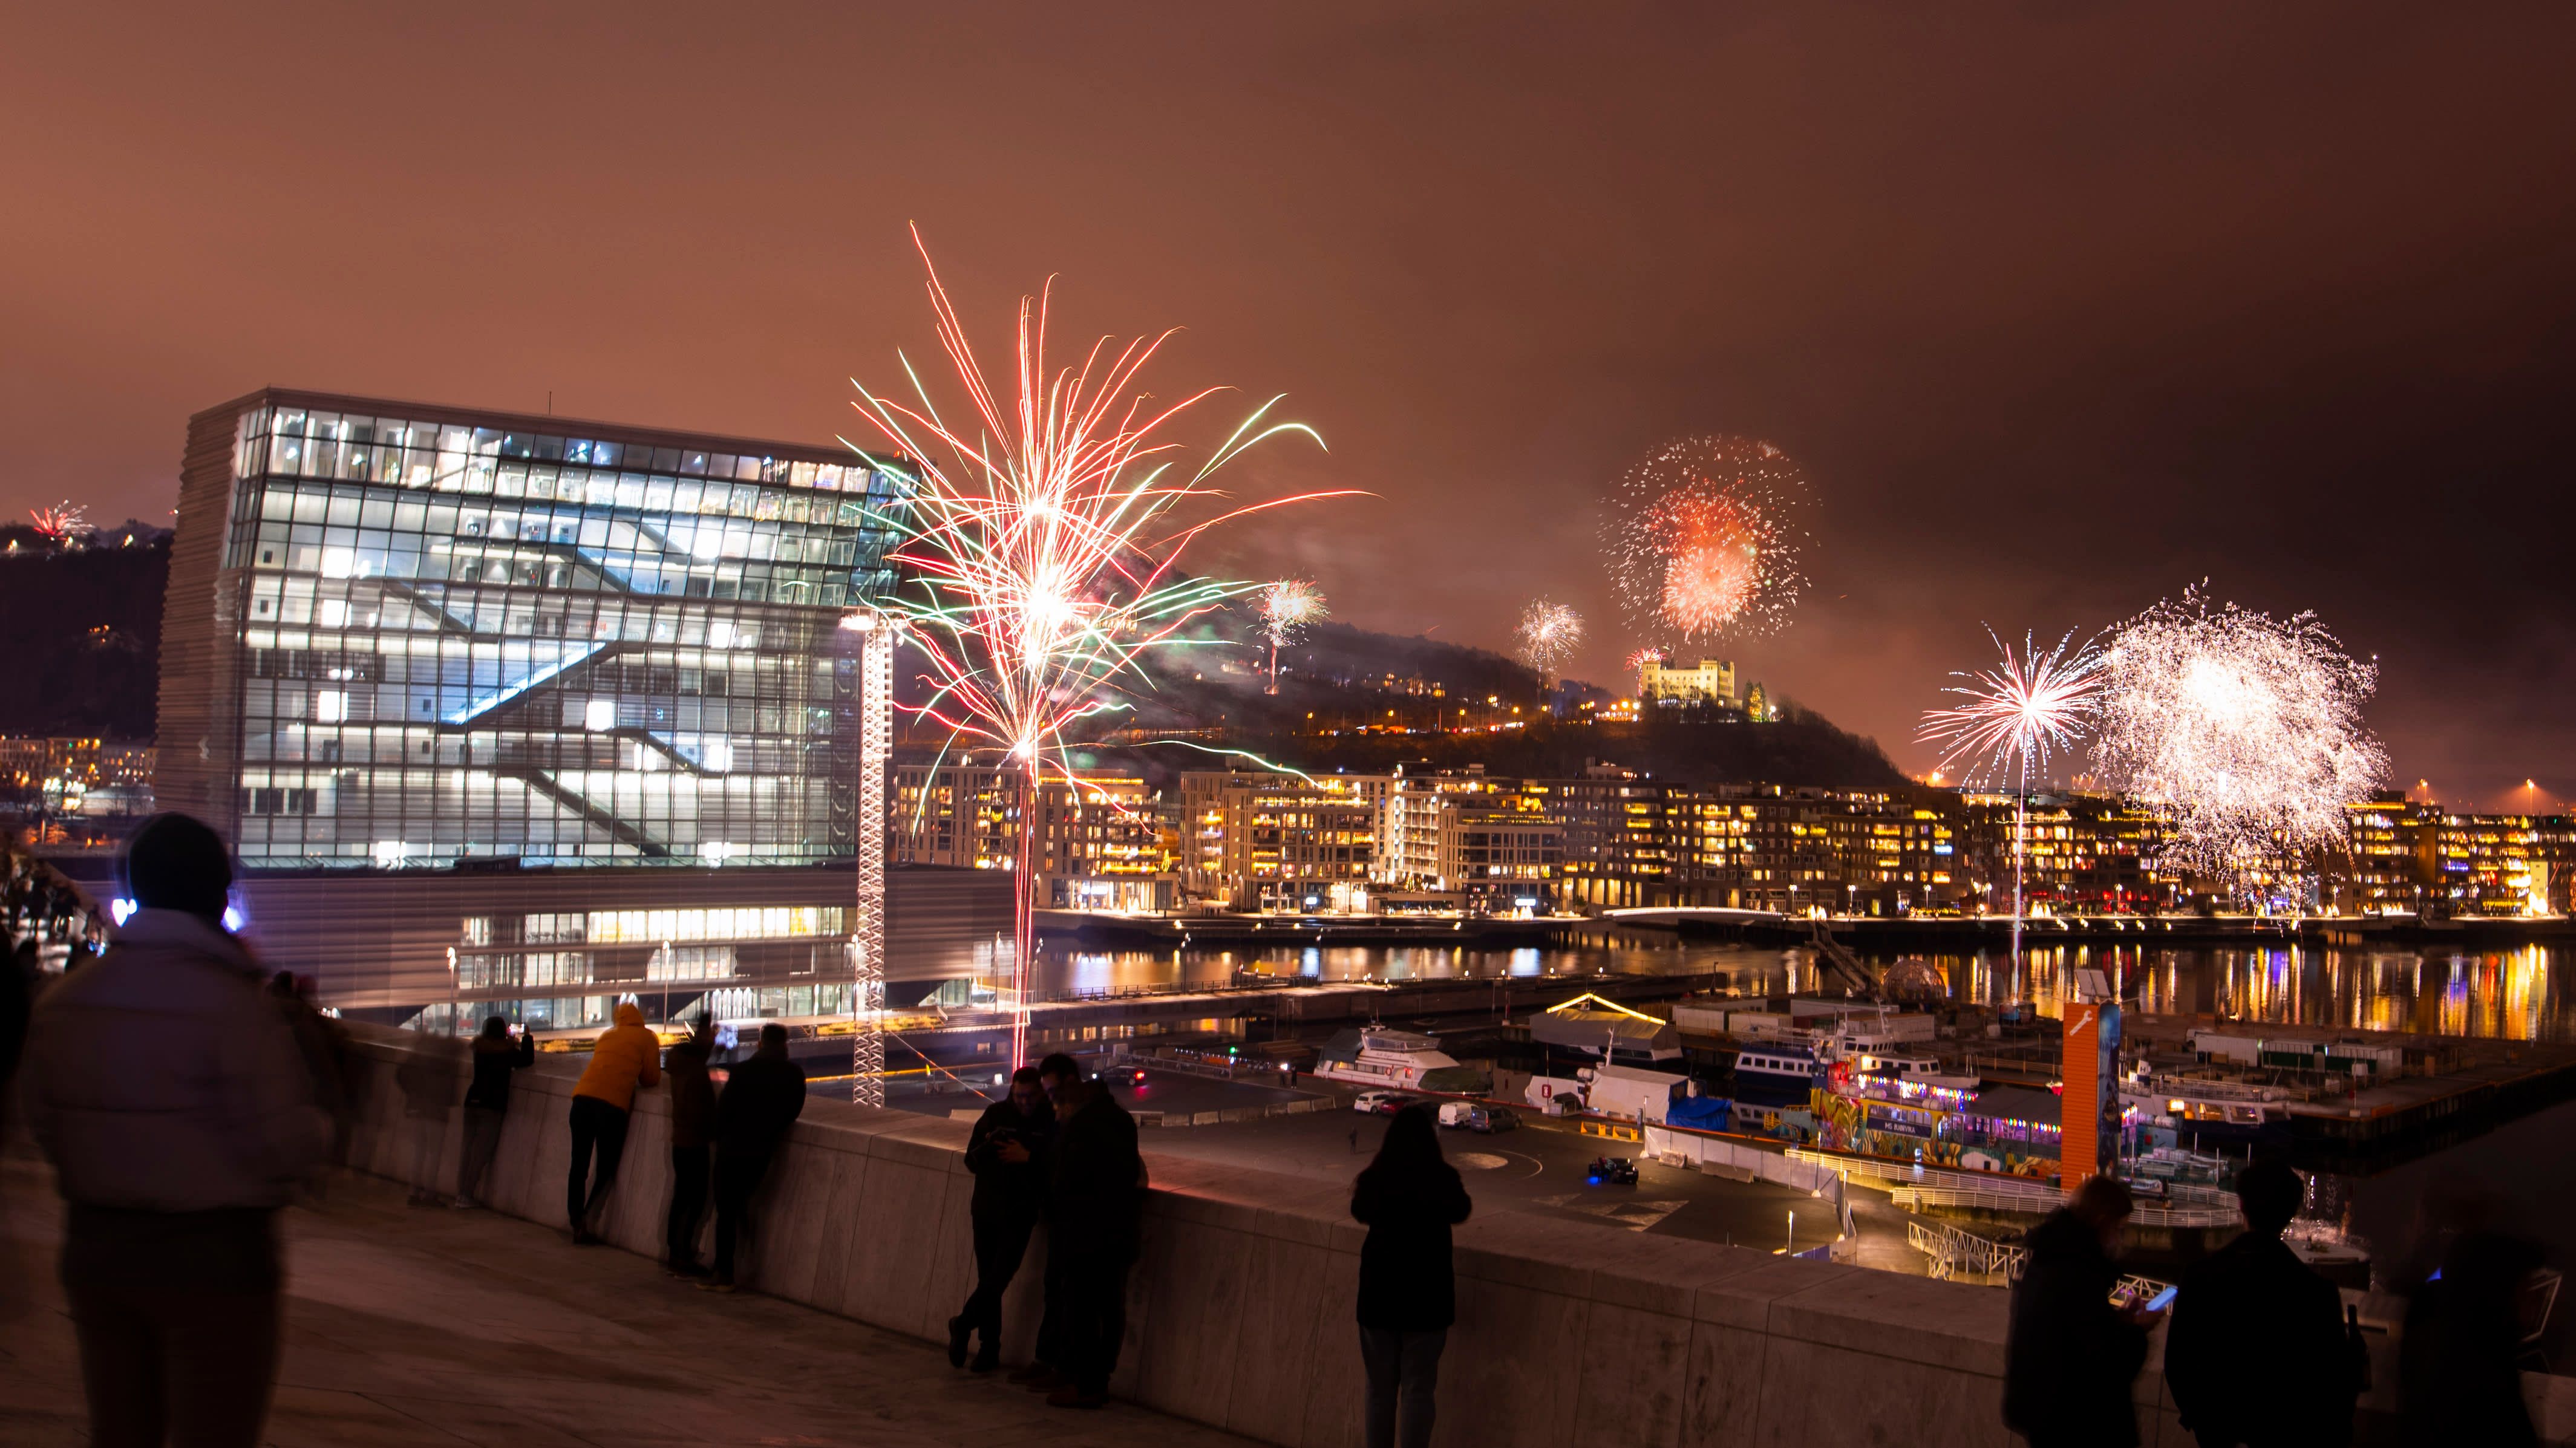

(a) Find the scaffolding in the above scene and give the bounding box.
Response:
[848,612,896,1107]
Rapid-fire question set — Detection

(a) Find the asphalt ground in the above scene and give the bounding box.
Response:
[897,1071,1306,1121]
[1137,1102,1836,1252]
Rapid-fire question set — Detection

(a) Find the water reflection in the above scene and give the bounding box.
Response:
[995,936,2566,1042]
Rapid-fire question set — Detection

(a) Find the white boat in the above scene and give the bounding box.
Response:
[1315,1027,1489,1093]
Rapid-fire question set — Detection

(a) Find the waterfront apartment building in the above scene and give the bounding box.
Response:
[151,388,1010,1028]
[1177,771,1388,911]
[2342,795,2575,916]
[889,765,1174,911]
[1375,770,1565,910]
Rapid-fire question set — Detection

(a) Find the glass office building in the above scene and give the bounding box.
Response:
[161,388,903,869]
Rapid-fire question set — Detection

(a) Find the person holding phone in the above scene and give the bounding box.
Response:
[456,1015,535,1207]
[949,1066,1056,1372]
[2165,1161,2365,1448]
[2004,1176,2160,1448]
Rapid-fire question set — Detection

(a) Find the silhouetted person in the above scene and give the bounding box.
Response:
[1044,1063,1143,1409]
[270,969,355,1167]
[950,1066,1055,1372]
[2005,1175,2159,1448]
[395,1033,465,1206]
[703,1023,805,1291]
[2398,1196,2543,1448]
[1352,1103,1474,1448]
[2,936,35,1090]
[664,1019,718,1277]
[1014,1052,1087,1391]
[2166,1161,2364,1447]
[456,1015,532,1208]
[566,1000,661,1243]
[22,812,330,1448]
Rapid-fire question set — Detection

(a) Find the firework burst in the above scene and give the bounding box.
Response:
[2095,585,2387,876]
[27,501,85,541]
[1255,578,1326,688]
[1624,645,1666,675]
[848,227,1347,1064]
[1918,628,2105,791]
[1919,628,2105,948]
[1516,599,1584,681]
[1603,435,1811,648]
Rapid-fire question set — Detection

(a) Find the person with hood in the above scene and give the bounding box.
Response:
[949,1065,1056,1371]
[1352,1103,1474,1448]
[663,1018,718,1277]
[1042,1064,1144,1410]
[2004,1175,2159,1448]
[22,812,330,1448]
[2165,1161,2364,1447]
[566,1000,661,1244]
[703,1022,805,1291]
[456,1014,534,1208]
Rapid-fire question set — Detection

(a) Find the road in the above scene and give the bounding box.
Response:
[894,1069,1927,1270]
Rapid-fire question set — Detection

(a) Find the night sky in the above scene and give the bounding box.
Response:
[7,5,2571,806]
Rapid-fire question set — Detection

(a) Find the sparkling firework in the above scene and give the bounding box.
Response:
[1918,628,2105,949]
[1255,579,1326,688]
[1516,599,1584,680]
[1603,435,1810,647]
[1624,646,1666,675]
[1918,628,2105,791]
[27,501,85,541]
[848,228,1346,1065]
[2095,586,2388,875]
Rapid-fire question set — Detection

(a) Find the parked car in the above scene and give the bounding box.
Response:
[1473,1106,1520,1134]
[1436,1101,1476,1129]
[1587,1155,1638,1185]
[1354,1089,1408,1115]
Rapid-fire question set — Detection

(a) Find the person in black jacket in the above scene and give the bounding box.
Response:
[1042,1068,1142,1409]
[2005,1175,2159,1448]
[662,1019,718,1278]
[456,1016,534,1207]
[2165,1161,2364,1447]
[1351,1104,1473,1448]
[701,1023,805,1292]
[949,1066,1054,1372]
[2396,1195,2543,1448]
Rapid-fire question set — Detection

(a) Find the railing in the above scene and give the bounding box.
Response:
[1910,1218,2019,1281]
[1888,1181,2238,1228]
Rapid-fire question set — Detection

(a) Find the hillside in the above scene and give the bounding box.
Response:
[0,534,168,739]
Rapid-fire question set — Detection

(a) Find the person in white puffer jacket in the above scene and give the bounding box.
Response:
[23,812,330,1448]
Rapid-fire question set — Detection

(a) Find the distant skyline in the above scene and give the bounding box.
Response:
[6,4,2571,809]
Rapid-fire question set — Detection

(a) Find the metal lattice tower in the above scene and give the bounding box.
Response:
[849,613,895,1107]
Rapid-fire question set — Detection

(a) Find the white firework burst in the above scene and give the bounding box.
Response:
[2096,585,2388,873]
[1516,599,1584,680]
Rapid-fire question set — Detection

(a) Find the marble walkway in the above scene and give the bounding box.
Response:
[0,1156,1260,1448]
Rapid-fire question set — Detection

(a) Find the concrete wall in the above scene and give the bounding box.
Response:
[338,1025,2572,1448]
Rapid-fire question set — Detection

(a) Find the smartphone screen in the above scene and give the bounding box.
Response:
[2145,1285,2179,1313]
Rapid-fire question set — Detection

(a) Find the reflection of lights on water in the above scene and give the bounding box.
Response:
[1509,947,1542,978]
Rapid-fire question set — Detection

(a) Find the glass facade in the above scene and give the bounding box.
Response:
[211,397,903,868]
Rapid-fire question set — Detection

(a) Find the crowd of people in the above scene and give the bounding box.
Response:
[2005,1164,2546,1448]
[3,811,2560,1447]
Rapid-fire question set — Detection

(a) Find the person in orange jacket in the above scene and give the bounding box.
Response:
[566,1000,661,1244]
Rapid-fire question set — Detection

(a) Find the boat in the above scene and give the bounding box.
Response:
[1728,1043,1823,1106]
[2119,1075,2296,1152]
[1313,1027,1489,1093]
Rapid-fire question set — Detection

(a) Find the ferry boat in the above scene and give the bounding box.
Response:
[1728,1044,1824,1106]
[1314,1027,1490,1094]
